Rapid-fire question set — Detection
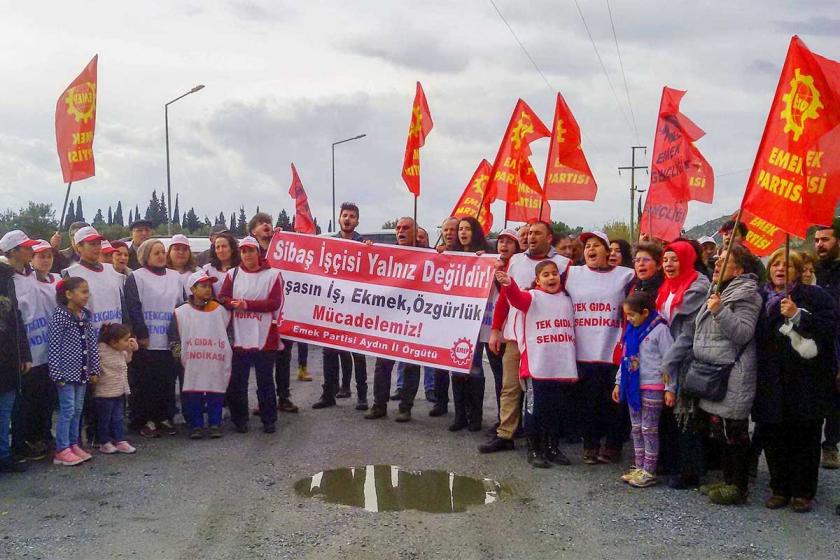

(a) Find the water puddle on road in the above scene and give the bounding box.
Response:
[294,465,512,513]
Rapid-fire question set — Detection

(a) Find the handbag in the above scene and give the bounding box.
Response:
[682,345,747,402]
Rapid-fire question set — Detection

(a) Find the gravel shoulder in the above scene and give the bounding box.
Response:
[0,346,837,559]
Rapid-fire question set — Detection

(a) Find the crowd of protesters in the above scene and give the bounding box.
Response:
[0,206,838,515]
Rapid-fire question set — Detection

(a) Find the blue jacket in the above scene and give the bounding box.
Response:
[48,305,100,383]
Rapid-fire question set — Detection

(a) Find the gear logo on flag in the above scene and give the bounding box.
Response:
[510,111,535,150]
[64,82,96,124]
[781,68,823,141]
[555,118,567,144]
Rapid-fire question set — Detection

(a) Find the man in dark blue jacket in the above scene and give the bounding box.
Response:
[814,222,840,470]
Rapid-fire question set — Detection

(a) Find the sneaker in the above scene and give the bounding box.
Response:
[140,421,160,438]
[158,420,178,436]
[620,468,642,483]
[278,399,299,413]
[99,442,118,454]
[364,407,387,420]
[297,365,313,382]
[52,448,84,467]
[115,441,136,454]
[0,456,29,473]
[395,410,412,423]
[21,440,48,461]
[355,401,369,411]
[821,448,840,470]
[629,470,658,488]
[71,444,92,462]
[708,484,747,505]
[335,388,351,399]
[208,426,223,439]
[312,398,336,410]
[765,495,790,509]
[791,497,814,513]
[478,436,515,454]
[189,428,204,440]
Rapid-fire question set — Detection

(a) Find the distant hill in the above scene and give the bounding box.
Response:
[685,215,730,240]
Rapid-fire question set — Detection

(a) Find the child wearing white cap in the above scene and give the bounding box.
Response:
[170,271,232,439]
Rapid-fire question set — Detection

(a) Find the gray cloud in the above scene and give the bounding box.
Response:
[774,17,840,37]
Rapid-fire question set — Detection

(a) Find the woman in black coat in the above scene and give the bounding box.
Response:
[755,249,837,513]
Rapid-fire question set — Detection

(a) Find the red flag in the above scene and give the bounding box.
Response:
[740,36,840,238]
[640,86,715,241]
[451,160,494,234]
[55,55,98,184]
[505,159,550,223]
[488,99,551,203]
[288,163,316,234]
[401,82,433,197]
[543,93,597,201]
[738,210,789,257]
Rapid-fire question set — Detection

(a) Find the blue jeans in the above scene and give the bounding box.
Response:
[95,397,125,444]
[56,382,86,451]
[0,390,15,460]
[182,392,224,429]
[396,363,435,393]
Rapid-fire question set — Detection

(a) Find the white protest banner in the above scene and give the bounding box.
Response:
[267,232,496,372]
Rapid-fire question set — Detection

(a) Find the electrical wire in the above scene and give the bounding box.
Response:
[605,0,639,143]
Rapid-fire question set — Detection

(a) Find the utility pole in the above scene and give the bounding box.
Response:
[618,146,648,239]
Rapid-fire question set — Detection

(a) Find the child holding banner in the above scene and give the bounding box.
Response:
[496,260,577,469]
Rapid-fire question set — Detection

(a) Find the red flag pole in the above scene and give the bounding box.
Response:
[58,181,73,231]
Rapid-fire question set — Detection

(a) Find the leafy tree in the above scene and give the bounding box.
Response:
[158,195,168,226]
[382,219,398,229]
[216,212,225,225]
[145,191,161,226]
[602,220,631,242]
[114,202,124,227]
[92,208,105,226]
[236,207,247,236]
[134,205,141,224]
[0,202,60,241]
[127,208,133,226]
[183,208,201,233]
[276,209,291,231]
[74,195,84,223]
[64,200,76,229]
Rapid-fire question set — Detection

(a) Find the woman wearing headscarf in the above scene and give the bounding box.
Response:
[124,239,186,438]
[655,240,711,488]
[754,249,837,513]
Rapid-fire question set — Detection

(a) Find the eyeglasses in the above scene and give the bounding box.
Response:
[634,257,654,264]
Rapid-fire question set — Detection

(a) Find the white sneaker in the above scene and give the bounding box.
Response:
[115,441,136,454]
[99,442,118,454]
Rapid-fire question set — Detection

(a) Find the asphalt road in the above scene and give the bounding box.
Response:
[0,345,838,559]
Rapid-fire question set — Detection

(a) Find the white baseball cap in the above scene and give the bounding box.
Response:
[697,235,717,247]
[186,270,217,290]
[0,230,38,252]
[32,239,53,253]
[100,240,116,254]
[73,226,104,245]
[497,228,519,242]
[239,236,260,250]
[170,234,190,248]
[579,230,610,250]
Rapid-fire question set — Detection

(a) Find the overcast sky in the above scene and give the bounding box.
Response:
[1,1,839,234]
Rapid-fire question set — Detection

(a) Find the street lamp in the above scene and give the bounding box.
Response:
[331,134,366,232]
[165,84,205,235]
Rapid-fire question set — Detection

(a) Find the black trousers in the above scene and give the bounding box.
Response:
[129,349,178,428]
[577,362,624,451]
[433,369,450,406]
[763,419,823,499]
[524,379,567,438]
[274,339,293,400]
[228,350,277,427]
[373,358,419,412]
[322,348,368,402]
[12,364,56,450]
[707,413,751,494]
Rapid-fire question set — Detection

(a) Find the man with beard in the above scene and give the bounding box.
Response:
[313,203,371,411]
[813,223,840,470]
[364,217,423,422]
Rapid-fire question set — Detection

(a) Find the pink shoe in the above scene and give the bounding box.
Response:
[99,442,118,454]
[115,441,136,454]
[53,448,84,466]
[71,444,93,462]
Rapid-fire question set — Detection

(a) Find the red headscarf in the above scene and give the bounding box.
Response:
[656,240,699,318]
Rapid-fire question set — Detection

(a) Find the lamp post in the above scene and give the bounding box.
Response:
[331,134,366,232]
[165,84,205,235]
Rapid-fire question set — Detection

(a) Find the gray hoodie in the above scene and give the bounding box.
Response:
[693,273,762,420]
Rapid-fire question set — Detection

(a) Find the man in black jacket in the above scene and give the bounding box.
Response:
[814,222,840,470]
[0,238,33,473]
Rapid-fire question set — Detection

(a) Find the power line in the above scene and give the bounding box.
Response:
[572,0,636,137]
[605,0,639,143]
[487,0,601,154]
